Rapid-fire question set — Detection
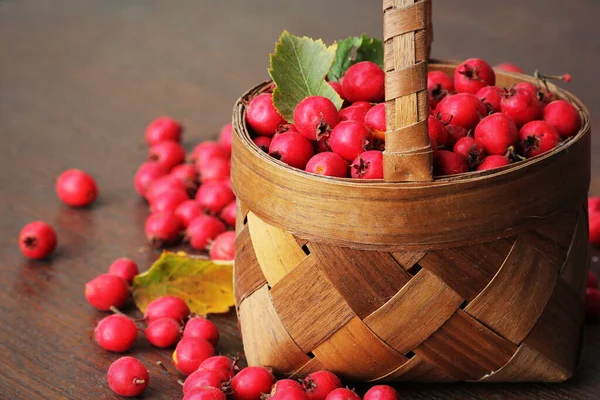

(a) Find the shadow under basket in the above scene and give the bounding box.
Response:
[231,36,592,383]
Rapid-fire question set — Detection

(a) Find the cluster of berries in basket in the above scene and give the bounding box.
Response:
[245,58,581,178]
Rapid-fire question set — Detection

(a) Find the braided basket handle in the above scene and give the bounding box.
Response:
[382,0,433,182]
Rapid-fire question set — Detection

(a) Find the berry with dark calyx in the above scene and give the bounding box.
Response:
[427,70,454,108]
[145,116,182,145]
[85,274,130,311]
[150,190,190,214]
[175,200,205,228]
[339,101,372,123]
[230,366,275,400]
[187,215,227,250]
[351,150,384,179]
[145,175,187,203]
[108,258,139,284]
[433,150,469,176]
[543,100,582,138]
[219,123,233,155]
[476,86,503,114]
[19,221,57,260]
[325,388,361,400]
[364,385,400,400]
[590,213,600,246]
[302,370,342,400]
[269,131,315,169]
[445,124,468,148]
[293,96,341,141]
[95,314,138,353]
[183,368,230,394]
[329,121,372,162]
[134,162,167,197]
[145,317,181,348]
[453,137,485,169]
[586,288,600,320]
[474,113,519,155]
[198,157,231,183]
[184,387,227,400]
[171,164,199,190]
[209,231,235,261]
[341,61,385,103]
[173,337,215,376]
[145,211,182,247]
[454,58,496,94]
[588,271,598,289]
[56,169,98,207]
[476,155,510,171]
[253,136,272,152]
[145,295,190,323]
[276,123,299,134]
[246,93,285,136]
[328,81,345,100]
[517,121,560,158]
[219,201,236,227]
[315,137,332,153]
[428,115,448,147]
[149,141,186,171]
[500,88,543,127]
[107,356,149,397]
[495,63,524,73]
[436,93,486,130]
[305,152,349,178]
[364,103,386,141]
[198,356,236,378]
[196,181,235,214]
[191,141,229,164]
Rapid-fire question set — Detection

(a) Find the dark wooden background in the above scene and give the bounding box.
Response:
[1,1,598,399]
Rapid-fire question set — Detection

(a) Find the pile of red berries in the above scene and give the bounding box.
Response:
[135,117,235,260]
[245,59,581,178]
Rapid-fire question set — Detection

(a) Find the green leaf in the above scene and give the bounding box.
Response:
[328,34,384,82]
[269,30,343,122]
[132,251,234,316]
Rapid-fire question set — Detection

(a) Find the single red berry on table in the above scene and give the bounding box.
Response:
[364,385,400,400]
[454,58,496,94]
[339,101,372,123]
[427,115,448,147]
[85,274,129,311]
[19,221,57,260]
[325,388,361,400]
[56,169,98,207]
[445,124,469,148]
[351,150,384,179]
[144,175,187,203]
[134,162,167,197]
[328,81,345,100]
[209,231,235,261]
[95,314,138,353]
[329,121,372,162]
[149,141,186,171]
[173,337,215,376]
[170,163,199,189]
[145,211,182,247]
[198,157,231,183]
[198,356,236,378]
[184,317,220,346]
[433,150,469,176]
[184,387,227,400]
[269,131,315,170]
[219,123,233,155]
[183,368,230,394]
[477,155,510,171]
[543,100,582,138]
[191,141,229,164]
[145,295,190,323]
[107,356,149,397]
[474,113,519,155]
[175,200,205,228]
[145,116,182,146]
[196,181,235,214]
[108,257,139,284]
[145,317,181,348]
[436,93,486,130]
[589,212,600,246]
[476,85,503,114]
[246,93,285,136]
[427,70,454,108]
[219,200,237,227]
[302,370,342,400]
[293,96,341,141]
[230,366,275,400]
[588,271,598,289]
[150,190,190,214]
[495,63,524,73]
[586,288,600,320]
[500,88,543,127]
[364,103,386,141]
[253,136,272,152]
[341,61,385,103]
[517,121,560,158]
[453,137,485,169]
[305,152,349,178]
[187,215,227,250]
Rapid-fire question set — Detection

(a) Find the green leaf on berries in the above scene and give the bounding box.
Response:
[328,34,384,82]
[269,30,343,122]
[132,251,234,316]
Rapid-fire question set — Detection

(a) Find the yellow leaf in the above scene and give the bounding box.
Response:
[132,251,234,316]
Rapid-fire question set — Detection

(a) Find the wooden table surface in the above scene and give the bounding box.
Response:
[1,1,598,399]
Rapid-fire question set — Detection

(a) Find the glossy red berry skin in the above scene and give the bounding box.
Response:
[500,89,543,127]
[427,70,454,108]
[145,211,182,247]
[134,162,167,197]
[589,197,600,214]
[293,96,341,141]
[364,385,400,400]
[273,379,303,393]
[95,314,138,353]
[543,100,582,138]
[342,61,385,103]
[230,366,275,400]
[173,337,216,376]
[588,271,598,289]
[150,190,190,214]
[445,124,469,148]
[428,115,448,147]
[145,295,190,323]
[269,131,315,170]
[220,201,236,227]
[145,117,183,145]
[198,157,231,183]
[433,150,469,176]
[517,121,560,158]
[495,63,524,73]
[219,123,233,155]
[187,215,227,250]
[302,370,342,400]
[175,200,205,228]
[453,137,485,169]
[198,356,235,378]
[171,164,199,189]
[339,101,372,123]
[209,231,235,261]
[144,317,181,348]
[305,152,349,178]
[271,388,309,400]
[183,368,230,394]
[586,288,600,320]
[191,141,229,164]
[351,150,384,179]
[476,155,510,171]
[325,388,361,400]
[107,356,149,397]
[476,86,503,114]
[474,113,519,155]
[364,103,386,141]
[144,175,187,203]
[85,274,130,311]
[184,387,227,400]
[436,93,486,130]
[196,181,235,214]
[253,136,273,152]
[246,93,285,136]
[56,169,98,207]
[19,221,57,260]
[108,258,139,284]
[149,141,186,171]
[329,121,372,162]
[454,58,496,94]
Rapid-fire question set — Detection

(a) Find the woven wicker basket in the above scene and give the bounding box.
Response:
[231,0,591,383]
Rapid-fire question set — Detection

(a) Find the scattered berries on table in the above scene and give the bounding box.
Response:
[19,221,57,260]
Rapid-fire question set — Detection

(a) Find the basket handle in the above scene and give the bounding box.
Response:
[382,0,433,182]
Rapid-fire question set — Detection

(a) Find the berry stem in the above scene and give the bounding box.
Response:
[109,306,126,316]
